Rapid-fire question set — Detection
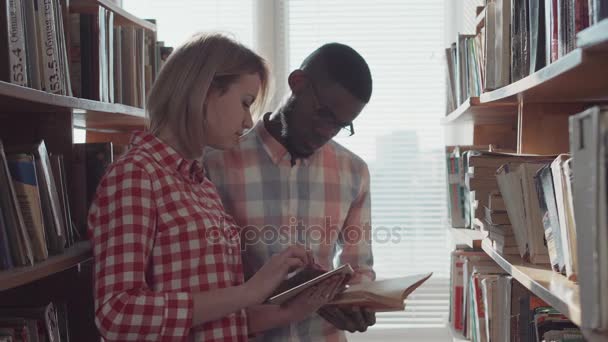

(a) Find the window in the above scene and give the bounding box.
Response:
[284,0,449,328]
[122,0,254,48]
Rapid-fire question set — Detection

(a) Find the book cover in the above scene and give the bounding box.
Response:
[519,162,551,264]
[71,142,113,236]
[51,154,76,246]
[8,141,67,255]
[534,164,563,272]
[0,140,34,266]
[569,106,608,330]
[7,153,49,262]
[550,155,577,280]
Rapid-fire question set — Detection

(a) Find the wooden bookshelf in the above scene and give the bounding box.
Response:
[446,6,608,342]
[481,239,581,326]
[0,81,147,130]
[0,242,92,292]
[480,48,608,103]
[478,23,608,104]
[449,228,486,249]
[442,97,517,125]
[0,1,156,340]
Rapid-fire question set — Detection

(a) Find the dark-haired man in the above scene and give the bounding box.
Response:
[205,43,375,341]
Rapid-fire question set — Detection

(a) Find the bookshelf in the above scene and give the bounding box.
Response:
[441,97,516,125]
[0,241,91,291]
[445,13,608,341]
[480,239,581,326]
[0,1,153,340]
[0,82,146,127]
[479,48,608,103]
[449,227,486,249]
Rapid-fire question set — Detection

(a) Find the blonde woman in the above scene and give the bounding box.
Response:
[88,33,344,341]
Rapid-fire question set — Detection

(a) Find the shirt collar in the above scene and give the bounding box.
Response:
[129,131,205,183]
[253,113,290,165]
[253,113,323,166]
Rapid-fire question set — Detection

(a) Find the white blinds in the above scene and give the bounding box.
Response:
[284,0,449,328]
[122,0,254,48]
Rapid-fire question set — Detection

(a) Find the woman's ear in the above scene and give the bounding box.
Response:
[288,69,308,94]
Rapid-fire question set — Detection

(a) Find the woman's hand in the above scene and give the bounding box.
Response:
[244,245,314,305]
[282,274,346,323]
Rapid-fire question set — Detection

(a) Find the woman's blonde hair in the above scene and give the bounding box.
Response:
[147,32,270,158]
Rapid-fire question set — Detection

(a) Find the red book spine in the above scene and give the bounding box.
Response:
[575,0,590,33]
[551,0,559,62]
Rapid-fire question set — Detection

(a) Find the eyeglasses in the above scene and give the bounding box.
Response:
[309,83,355,137]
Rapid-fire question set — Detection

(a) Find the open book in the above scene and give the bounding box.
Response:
[267,264,354,305]
[267,265,432,312]
[330,272,433,311]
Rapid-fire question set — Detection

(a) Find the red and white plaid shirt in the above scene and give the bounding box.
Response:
[88,131,247,341]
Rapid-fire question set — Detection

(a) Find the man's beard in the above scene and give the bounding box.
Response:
[279,98,315,159]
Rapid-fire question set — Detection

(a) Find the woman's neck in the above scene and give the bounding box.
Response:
[156,130,203,160]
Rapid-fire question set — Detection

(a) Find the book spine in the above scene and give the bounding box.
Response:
[54,0,71,96]
[574,0,589,33]
[34,141,66,254]
[551,0,559,62]
[113,25,122,104]
[68,13,81,97]
[5,0,29,86]
[22,0,41,89]
[107,10,114,103]
[36,0,62,94]
[0,202,15,269]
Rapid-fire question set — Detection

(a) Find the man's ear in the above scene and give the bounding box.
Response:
[288,69,308,94]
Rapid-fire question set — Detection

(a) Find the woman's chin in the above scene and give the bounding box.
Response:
[209,139,237,151]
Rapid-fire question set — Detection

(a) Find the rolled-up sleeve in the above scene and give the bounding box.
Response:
[337,164,375,284]
[88,161,193,341]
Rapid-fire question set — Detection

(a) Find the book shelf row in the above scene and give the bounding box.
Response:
[449,227,583,330]
[0,0,175,110]
[0,241,90,291]
[450,231,608,342]
[443,17,608,125]
[447,108,608,336]
[446,0,608,115]
[0,81,147,130]
[450,225,579,323]
[0,0,155,340]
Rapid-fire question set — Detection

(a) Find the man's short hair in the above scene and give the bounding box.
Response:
[301,43,372,103]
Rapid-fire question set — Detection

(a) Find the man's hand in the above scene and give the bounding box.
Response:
[318,306,376,333]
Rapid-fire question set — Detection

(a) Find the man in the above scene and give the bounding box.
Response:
[205,43,375,341]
